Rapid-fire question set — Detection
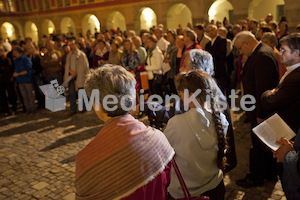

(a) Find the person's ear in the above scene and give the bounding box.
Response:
[293,49,300,57]
[93,101,110,122]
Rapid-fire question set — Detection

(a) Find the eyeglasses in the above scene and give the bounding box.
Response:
[279,48,286,53]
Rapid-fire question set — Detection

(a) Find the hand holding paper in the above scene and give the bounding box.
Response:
[252,113,296,151]
[273,138,295,163]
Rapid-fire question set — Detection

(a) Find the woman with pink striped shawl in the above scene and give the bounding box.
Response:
[75,64,174,200]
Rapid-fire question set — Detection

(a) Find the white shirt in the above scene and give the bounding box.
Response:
[157,37,170,74]
[279,62,300,84]
[164,107,228,198]
[157,37,169,53]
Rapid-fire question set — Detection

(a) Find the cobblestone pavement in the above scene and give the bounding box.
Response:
[0,108,287,200]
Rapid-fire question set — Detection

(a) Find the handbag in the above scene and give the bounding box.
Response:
[168,159,210,200]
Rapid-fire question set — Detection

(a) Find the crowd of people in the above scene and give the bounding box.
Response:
[1,13,300,200]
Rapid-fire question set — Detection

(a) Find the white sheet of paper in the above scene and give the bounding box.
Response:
[252,113,296,151]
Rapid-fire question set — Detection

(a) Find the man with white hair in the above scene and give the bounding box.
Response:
[64,38,90,115]
[233,31,279,187]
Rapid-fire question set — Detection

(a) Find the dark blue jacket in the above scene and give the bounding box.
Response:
[14,55,33,83]
[282,129,300,200]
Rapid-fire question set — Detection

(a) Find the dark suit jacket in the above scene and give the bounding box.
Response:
[242,43,279,126]
[261,66,300,133]
[205,36,227,80]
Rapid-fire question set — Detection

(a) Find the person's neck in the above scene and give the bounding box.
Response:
[211,35,217,40]
[250,40,260,52]
[186,41,194,48]
[198,33,203,41]
[288,60,300,67]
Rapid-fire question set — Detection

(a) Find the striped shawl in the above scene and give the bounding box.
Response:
[75,114,174,200]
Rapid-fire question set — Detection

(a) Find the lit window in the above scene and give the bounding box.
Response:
[44,0,50,9]
[65,0,70,6]
[26,0,31,11]
[8,0,15,12]
[57,0,63,7]
[0,1,5,12]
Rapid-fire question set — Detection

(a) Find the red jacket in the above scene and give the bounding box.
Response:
[179,42,202,70]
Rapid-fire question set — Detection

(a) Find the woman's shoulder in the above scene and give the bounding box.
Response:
[154,46,162,53]
[168,111,188,125]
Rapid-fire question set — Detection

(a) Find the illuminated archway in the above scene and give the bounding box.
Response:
[106,11,126,31]
[60,17,76,35]
[82,14,100,36]
[0,22,17,40]
[208,0,234,23]
[135,7,157,33]
[249,0,285,21]
[167,3,192,29]
[25,21,38,44]
[42,19,55,36]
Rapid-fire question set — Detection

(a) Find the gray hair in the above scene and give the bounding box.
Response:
[261,32,278,47]
[232,31,256,45]
[183,27,197,42]
[207,24,218,30]
[128,30,136,37]
[188,49,214,76]
[218,27,228,35]
[84,65,136,117]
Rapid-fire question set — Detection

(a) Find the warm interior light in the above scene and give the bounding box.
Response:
[48,27,54,34]
[208,0,233,22]
[7,29,12,36]
[142,8,154,25]
[31,23,38,32]
[90,15,100,31]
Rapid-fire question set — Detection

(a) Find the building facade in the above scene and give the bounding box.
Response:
[0,0,299,44]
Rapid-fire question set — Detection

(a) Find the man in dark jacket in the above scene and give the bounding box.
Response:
[233,31,279,187]
[205,25,228,94]
[0,46,17,116]
[261,33,300,133]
